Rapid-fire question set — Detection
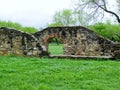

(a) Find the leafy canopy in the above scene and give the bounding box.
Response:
[0,21,38,33]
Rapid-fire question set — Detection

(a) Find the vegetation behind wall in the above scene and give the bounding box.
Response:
[89,23,120,42]
[0,20,38,33]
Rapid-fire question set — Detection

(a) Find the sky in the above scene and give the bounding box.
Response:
[0,0,73,28]
[0,0,118,28]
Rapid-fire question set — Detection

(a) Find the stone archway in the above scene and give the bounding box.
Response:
[47,37,63,55]
[33,26,120,58]
[43,34,64,55]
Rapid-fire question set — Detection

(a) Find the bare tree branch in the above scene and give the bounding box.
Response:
[76,0,120,23]
[94,1,120,23]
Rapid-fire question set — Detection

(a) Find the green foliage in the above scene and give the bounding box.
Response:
[0,21,21,29]
[73,10,93,26]
[49,9,75,26]
[0,55,120,90]
[48,9,92,27]
[89,23,120,42]
[20,27,38,34]
[0,20,38,33]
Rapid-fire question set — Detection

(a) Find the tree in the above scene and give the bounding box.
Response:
[0,20,37,33]
[117,0,120,12]
[49,9,75,26]
[76,0,120,23]
[48,9,92,26]
[73,10,93,26]
[0,21,22,29]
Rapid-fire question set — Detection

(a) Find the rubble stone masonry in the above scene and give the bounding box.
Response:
[0,27,44,57]
[0,26,120,59]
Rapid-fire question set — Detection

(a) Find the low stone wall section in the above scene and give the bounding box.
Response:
[0,27,48,56]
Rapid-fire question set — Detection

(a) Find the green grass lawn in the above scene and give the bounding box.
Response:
[0,55,120,90]
[48,43,63,55]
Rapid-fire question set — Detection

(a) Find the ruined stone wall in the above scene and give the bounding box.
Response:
[0,27,45,56]
[33,26,120,58]
[0,26,120,59]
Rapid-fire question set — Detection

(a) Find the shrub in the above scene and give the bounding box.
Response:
[0,20,38,33]
[89,23,120,42]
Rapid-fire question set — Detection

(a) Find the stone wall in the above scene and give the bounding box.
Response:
[33,26,120,58]
[0,27,47,56]
[0,26,120,59]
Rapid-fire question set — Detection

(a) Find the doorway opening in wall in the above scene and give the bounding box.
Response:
[48,38,63,55]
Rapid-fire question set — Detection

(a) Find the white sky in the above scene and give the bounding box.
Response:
[0,0,118,28]
[0,0,73,28]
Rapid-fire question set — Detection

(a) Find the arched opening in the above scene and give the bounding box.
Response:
[48,37,63,55]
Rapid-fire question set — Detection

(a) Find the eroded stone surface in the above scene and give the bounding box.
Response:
[0,26,120,59]
[0,27,47,56]
[33,26,120,59]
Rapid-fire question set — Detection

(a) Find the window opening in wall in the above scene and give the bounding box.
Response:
[48,38,63,55]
